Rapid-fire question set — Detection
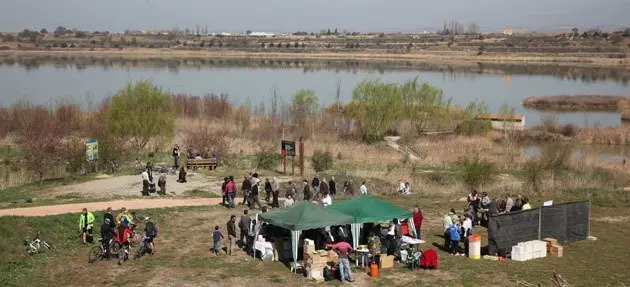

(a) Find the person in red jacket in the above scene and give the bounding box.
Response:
[413,206,424,239]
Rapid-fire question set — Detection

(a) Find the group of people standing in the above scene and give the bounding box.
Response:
[80,207,159,263]
[211,209,259,257]
[442,189,535,256]
[221,173,348,211]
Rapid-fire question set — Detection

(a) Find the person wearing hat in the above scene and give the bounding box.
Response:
[100,216,116,258]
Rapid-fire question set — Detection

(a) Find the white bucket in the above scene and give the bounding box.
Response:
[469,240,481,259]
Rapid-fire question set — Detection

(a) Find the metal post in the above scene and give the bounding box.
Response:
[537,207,542,240]
[588,200,591,236]
[291,156,295,175]
[299,137,304,178]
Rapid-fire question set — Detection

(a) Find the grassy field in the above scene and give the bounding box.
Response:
[0,190,628,287]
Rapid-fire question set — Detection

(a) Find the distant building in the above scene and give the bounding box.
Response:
[503,28,513,36]
[477,114,525,131]
[249,32,275,37]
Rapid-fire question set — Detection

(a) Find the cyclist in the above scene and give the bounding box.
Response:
[78,208,95,244]
[129,211,139,230]
[100,218,116,259]
[116,221,133,265]
[115,207,127,225]
[144,217,158,254]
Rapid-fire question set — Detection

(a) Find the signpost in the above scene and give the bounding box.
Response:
[86,139,99,161]
[281,140,296,175]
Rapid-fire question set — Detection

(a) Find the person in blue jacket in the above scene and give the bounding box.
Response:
[448,222,462,256]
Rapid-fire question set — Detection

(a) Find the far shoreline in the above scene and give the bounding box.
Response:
[1,48,629,68]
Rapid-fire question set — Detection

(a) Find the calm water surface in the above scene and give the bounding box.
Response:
[1,61,629,127]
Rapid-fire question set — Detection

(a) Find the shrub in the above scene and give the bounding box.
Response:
[182,124,230,165]
[106,80,174,150]
[591,167,616,186]
[539,114,558,133]
[457,153,495,189]
[560,124,579,137]
[255,145,280,170]
[311,150,334,173]
[523,158,545,193]
[539,144,571,170]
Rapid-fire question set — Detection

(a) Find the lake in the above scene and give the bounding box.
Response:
[1,56,629,127]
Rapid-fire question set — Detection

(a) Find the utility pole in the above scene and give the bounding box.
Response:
[299,137,304,178]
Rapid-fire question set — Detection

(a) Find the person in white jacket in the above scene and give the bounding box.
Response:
[360,182,368,195]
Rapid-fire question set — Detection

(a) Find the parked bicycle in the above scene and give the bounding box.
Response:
[105,160,120,174]
[88,238,120,263]
[24,232,52,255]
[134,236,153,259]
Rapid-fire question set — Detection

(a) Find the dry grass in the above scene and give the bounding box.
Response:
[577,126,630,146]
[523,95,629,111]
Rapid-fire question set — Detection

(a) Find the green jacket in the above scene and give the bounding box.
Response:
[79,212,95,229]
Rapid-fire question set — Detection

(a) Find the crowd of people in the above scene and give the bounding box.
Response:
[218,172,354,211]
[79,207,159,264]
[441,189,535,256]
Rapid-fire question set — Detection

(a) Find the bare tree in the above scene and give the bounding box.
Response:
[467,22,480,34]
[270,85,278,124]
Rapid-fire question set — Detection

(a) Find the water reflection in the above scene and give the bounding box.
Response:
[1,55,629,85]
[523,143,630,162]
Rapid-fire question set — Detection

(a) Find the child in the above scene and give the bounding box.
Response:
[448,222,462,256]
[212,226,224,255]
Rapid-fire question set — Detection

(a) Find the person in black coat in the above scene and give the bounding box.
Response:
[329,177,337,196]
[104,207,116,228]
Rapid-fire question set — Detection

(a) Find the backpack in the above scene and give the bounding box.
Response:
[146,221,158,237]
[323,266,334,281]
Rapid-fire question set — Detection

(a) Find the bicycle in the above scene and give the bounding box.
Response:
[105,161,120,174]
[24,232,53,255]
[130,216,148,247]
[88,238,120,263]
[118,243,130,265]
[134,236,153,259]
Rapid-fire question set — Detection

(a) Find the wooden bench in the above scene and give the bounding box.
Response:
[187,158,218,170]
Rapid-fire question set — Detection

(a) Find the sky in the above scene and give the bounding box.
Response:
[1,0,629,33]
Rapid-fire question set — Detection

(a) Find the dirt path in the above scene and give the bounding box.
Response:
[0,197,241,217]
[385,136,419,160]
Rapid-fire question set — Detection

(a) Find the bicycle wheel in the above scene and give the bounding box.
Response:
[88,246,103,263]
[131,232,142,247]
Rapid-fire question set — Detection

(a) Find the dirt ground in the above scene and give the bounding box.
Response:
[40,172,219,200]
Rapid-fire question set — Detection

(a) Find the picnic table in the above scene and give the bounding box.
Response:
[186,158,217,170]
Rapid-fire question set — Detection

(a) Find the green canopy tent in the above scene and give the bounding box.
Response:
[258,201,355,268]
[327,195,417,254]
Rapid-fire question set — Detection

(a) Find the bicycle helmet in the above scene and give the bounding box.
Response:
[105,218,111,225]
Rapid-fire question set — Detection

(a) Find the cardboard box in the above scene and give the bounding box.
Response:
[380,255,395,269]
[304,244,316,254]
[550,245,563,257]
[543,238,558,246]
[317,250,328,257]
